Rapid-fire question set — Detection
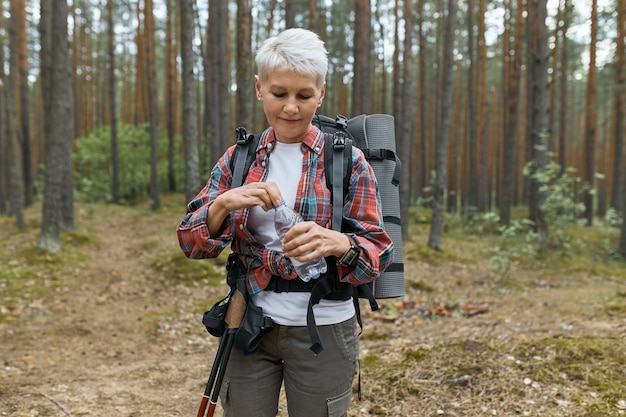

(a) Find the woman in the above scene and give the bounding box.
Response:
[177,28,393,417]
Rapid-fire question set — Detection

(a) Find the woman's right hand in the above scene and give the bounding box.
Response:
[207,182,282,237]
[217,181,282,212]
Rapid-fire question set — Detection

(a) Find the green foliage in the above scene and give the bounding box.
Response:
[487,162,592,274]
[73,124,185,203]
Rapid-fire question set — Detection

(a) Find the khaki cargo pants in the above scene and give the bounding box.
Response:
[220,316,359,417]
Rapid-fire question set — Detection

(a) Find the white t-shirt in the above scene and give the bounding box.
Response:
[248,141,355,326]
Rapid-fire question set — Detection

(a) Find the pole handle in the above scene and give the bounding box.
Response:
[224,289,246,329]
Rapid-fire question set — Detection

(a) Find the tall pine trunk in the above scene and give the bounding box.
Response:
[39,0,72,251]
[428,0,457,250]
[584,0,598,226]
[144,0,160,210]
[181,0,201,202]
[353,0,371,115]
[108,0,120,203]
[399,0,413,240]
[612,0,625,212]
[527,0,550,242]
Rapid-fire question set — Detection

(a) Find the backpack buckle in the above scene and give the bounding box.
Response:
[236,127,248,145]
[334,115,348,130]
[332,132,346,150]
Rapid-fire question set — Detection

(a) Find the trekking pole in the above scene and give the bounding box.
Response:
[197,288,247,417]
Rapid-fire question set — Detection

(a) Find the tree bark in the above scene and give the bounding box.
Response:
[467,0,477,214]
[39,0,72,251]
[558,0,570,174]
[108,0,120,203]
[165,0,177,193]
[181,0,201,202]
[143,0,160,210]
[527,0,550,242]
[236,0,253,131]
[353,0,371,115]
[612,0,625,212]
[399,0,413,240]
[428,0,457,250]
[584,0,598,226]
[417,0,428,201]
[12,0,33,207]
[0,0,8,215]
[207,0,230,168]
[500,0,524,225]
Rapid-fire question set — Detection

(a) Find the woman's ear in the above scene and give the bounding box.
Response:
[318,82,326,106]
[255,75,262,100]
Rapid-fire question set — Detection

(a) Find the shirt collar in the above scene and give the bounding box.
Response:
[260,125,324,155]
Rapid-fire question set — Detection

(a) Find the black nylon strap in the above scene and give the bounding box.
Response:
[362,148,402,186]
[385,263,404,273]
[232,128,253,188]
[331,132,346,232]
[383,215,401,226]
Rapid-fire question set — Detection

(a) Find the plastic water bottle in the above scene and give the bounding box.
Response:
[274,200,327,282]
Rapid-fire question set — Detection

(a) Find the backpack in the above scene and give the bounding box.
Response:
[230,114,405,353]
[232,114,404,296]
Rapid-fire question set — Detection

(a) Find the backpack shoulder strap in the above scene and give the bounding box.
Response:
[231,127,259,188]
[323,131,352,232]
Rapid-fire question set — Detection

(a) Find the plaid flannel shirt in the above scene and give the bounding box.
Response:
[177,126,393,295]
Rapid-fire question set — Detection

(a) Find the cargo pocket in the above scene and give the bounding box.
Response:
[326,387,352,417]
[219,380,231,415]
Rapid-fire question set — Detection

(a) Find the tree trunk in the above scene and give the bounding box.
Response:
[236,0,253,131]
[500,0,524,225]
[39,0,72,251]
[134,2,147,125]
[353,0,371,115]
[527,0,550,242]
[1,0,8,215]
[143,0,160,210]
[612,0,625,212]
[285,0,296,28]
[584,0,598,226]
[399,0,413,240]
[108,0,121,203]
[207,0,230,167]
[12,0,33,207]
[6,0,25,228]
[428,0,457,250]
[558,0,570,174]
[476,0,489,212]
[417,0,428,201]
[165,0,177,193]
[467,0,477,214]
[181,0,201,202]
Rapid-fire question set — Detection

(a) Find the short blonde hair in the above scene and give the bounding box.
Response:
[255,28,328,89]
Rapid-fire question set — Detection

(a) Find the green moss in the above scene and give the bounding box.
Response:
[362,354,381,367]
[404,348,429,362]
[409,278,434,292]
[150,250,224,286]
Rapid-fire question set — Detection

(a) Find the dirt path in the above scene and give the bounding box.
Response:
[1,202,625,416]
[1,205,217,416]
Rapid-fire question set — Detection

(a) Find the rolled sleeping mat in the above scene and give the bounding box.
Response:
[347,114,405,299]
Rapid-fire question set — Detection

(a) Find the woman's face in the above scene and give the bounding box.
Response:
[255,69,325,144]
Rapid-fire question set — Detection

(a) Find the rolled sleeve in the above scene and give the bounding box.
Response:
[177,148,236,259]
[337,150,394,286]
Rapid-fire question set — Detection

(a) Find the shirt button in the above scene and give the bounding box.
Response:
[314,146,320,152]
[239,224,244,230]
[267,143,273,150]
[261,161,266,167]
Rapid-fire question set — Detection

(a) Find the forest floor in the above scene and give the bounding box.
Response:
[0,195,625,417]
